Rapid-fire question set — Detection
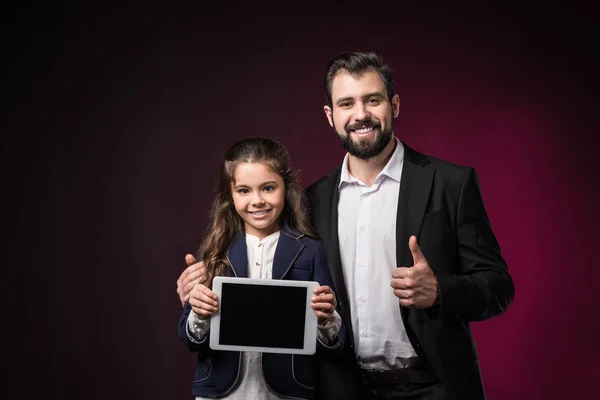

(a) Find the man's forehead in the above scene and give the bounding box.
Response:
[331,70,386,98]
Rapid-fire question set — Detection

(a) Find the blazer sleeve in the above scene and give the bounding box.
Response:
[312,239,347,353]
[433,168,515,322]
[178,302,212,355]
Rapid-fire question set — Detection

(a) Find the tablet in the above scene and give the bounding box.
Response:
[210,276,319,355]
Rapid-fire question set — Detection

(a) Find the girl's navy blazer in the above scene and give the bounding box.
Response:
[178,227,346,399]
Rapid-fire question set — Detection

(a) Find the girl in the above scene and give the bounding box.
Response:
[178,137,345,399]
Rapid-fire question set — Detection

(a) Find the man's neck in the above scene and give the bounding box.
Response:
[347,137,396,187]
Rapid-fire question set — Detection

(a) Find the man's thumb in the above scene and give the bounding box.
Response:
[409,236,426,265]
[185,254,197,267]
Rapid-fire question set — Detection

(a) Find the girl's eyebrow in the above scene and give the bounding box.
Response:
[233,181,279,189]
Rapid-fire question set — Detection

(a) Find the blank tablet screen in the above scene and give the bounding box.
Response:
[219,282,306,349]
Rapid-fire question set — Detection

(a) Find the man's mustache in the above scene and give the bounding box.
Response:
[346,120,380,131]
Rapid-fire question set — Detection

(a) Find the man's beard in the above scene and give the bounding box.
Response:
[336,123,393,160]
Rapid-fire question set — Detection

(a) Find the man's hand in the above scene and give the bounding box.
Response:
[390,236,439,308]
[189,283,218,319]
[311,285,337,325]
[177,254,206,307]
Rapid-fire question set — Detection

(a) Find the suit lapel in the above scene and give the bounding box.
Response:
[226,234,248,278]
[396,142,435,268]
[226,231,305,280]
[315,169,348,300]
[311,167,355,343]
[272,231,304,280]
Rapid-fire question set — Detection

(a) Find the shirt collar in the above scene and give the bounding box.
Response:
[339,137,404,187]
[245,230,280,245]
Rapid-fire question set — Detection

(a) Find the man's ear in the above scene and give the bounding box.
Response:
[392,94,400,118]
[324,105,334,127]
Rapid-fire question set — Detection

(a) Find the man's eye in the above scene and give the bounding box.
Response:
[339,102,352,107]
[367,98,380,104]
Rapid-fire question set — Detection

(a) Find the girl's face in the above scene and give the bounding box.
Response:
[231,162,285,239]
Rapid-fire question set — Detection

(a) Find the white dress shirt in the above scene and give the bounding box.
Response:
[338,137,418,370]
[186,231,341,399]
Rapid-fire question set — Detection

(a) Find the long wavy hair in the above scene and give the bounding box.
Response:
[198,137,316,287]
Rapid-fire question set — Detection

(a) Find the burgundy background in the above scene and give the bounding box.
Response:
[4,2,599,399]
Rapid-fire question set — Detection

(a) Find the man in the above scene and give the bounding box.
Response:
[177,52,514,399]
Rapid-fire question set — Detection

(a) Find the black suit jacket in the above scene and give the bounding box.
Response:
[306,141,515,400]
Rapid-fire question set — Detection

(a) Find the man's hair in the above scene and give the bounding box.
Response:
[324,52,395,108]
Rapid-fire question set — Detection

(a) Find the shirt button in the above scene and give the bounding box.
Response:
[257,242,262,247]
[360,296,366,302]
[360,225,365,231]
[361,332,367,338]
[256,262,261,266]
[359,261,365,266]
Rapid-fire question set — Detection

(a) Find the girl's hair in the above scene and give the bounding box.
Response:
[198,137,316,286]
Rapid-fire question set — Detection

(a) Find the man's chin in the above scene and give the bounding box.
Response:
[338,129,393,159]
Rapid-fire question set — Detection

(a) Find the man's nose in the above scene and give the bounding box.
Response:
[354,103,370,121]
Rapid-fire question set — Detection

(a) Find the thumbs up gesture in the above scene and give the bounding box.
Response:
[390,236,439,308]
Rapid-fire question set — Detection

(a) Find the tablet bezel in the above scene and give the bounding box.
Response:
[209,276,319,355]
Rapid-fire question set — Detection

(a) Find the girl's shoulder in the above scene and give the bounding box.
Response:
[296,235,326,258]
[281,226,322,248]
[297,234,321,246]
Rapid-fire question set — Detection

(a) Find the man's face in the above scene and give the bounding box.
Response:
[324,70,399,159]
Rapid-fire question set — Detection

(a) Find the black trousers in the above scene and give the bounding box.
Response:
[362,382,451,400]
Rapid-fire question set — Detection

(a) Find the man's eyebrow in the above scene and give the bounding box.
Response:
[335,92,385,105]
[362,92,385,99]
[335,96,354,105]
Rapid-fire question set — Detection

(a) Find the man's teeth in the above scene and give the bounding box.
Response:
[250,210,269,215]
[355,127,373,134]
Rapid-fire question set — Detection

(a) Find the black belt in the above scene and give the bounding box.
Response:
[360,367,439,385]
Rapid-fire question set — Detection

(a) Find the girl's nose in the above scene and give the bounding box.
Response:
[252,193,265,206]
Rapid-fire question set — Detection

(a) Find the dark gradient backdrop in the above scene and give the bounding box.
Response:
[4,2,599,399]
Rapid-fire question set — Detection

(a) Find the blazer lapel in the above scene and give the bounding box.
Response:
[310,167,356,345]
[271,230,305,280]
[396,143,435,268]
[314,168,349,305]
[226,234,248,278]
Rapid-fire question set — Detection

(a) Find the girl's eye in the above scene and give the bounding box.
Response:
[238,188,249,194]
[264,186,274,192]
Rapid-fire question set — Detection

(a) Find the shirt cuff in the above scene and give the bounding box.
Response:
[317,310,342,348]
[186,311,210,343]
